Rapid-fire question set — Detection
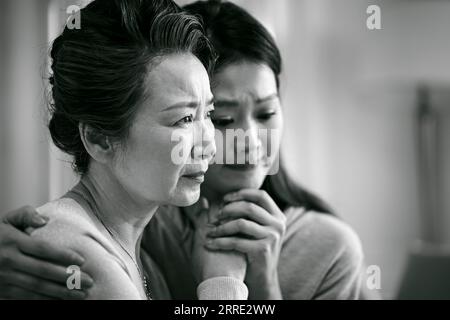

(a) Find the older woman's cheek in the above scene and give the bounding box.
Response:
[219,129,237,165]
[211,128,226,165]
[201,121,217,164]
[170,128,195,166]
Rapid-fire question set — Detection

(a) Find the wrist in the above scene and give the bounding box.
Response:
[248,270,283,300]
[200,253,247,282]
[201,268,246,282]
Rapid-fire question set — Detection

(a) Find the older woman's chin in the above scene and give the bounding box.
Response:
[167,186,202,207]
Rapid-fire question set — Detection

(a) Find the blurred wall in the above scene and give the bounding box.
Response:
[0,0,50,213]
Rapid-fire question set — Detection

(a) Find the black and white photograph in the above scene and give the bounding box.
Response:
[0,0,449,306]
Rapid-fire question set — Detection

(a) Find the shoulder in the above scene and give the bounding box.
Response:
[30,198,101,248]
[284,207,363,262]
[32,198,97,238]
[30,198,141,299]
[279,207,364,299]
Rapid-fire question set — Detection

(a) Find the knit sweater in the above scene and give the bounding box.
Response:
[143,205,367,299]
[30,198,248,300]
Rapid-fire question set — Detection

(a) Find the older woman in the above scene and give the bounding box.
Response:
[0,0,249,300]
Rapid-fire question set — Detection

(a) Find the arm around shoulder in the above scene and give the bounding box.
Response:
[30,203,141,300]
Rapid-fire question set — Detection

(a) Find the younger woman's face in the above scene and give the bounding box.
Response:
[202,61,284,198]
[111,54,216,207]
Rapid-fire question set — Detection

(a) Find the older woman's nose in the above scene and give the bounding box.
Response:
[191,119,216,162]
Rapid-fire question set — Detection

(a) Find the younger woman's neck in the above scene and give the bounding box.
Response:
[200,185,224,206]
[73,163,158,256]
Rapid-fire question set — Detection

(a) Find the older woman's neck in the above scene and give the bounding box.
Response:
[77,164,158,255]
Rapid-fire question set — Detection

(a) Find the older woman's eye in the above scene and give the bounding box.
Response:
[175,114,194,126]
[211,117,234,127]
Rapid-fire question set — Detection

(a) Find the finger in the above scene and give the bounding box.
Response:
[6,271,88,300]
[0,225,89,285]
[18,237,86,267]
[220,201,278,226]
[208,202,222,224]
[223,189,284,219]
[13,254,93,288]
[1,285,55,300]
[3,206,49,230]
[205,237,255,254]
[0,225,88,282]
[207,219,269,239]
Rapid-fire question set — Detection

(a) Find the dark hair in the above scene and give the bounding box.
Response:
[183,0,281,88]
[48,0,215,175]
[184,0,333,214]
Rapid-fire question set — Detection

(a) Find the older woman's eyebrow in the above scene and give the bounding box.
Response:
[214,93,279,107]
[162,97,215,112]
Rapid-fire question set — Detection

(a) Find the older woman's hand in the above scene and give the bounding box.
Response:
[189,198,247,284]
[205,189,286,300]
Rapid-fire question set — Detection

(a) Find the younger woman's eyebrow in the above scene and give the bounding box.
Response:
[215,93,279,107]
[255,93,279,104]
[214,100,240,108]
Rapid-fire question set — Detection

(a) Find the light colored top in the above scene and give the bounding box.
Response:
[143,205,372,300]
[30,198,248,300]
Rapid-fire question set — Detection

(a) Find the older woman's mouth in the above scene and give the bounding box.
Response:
[182,171,206,183]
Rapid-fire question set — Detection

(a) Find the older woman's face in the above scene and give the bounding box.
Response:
[202,61,283,197]
[112,54,215,207]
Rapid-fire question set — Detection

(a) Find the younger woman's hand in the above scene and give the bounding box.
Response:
[0,206,94,299]
[205,189,287,299]
[188,198,247,283]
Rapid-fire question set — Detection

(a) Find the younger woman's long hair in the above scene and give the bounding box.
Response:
[184,0,333,214]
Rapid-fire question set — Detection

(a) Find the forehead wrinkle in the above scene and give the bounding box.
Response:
[213,62,277,104]
[145,54,212,109]
[150,71,201,107]
[177,73,212,106]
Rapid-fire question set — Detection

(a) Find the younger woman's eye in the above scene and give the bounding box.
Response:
[211,117,234,127]
[174,114,194,126]
[258,112,277,121]
[205,109,215,119]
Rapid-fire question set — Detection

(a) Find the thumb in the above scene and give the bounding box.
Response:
[3,206,49,230]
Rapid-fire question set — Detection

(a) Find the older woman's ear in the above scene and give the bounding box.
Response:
[78,123,113,165]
